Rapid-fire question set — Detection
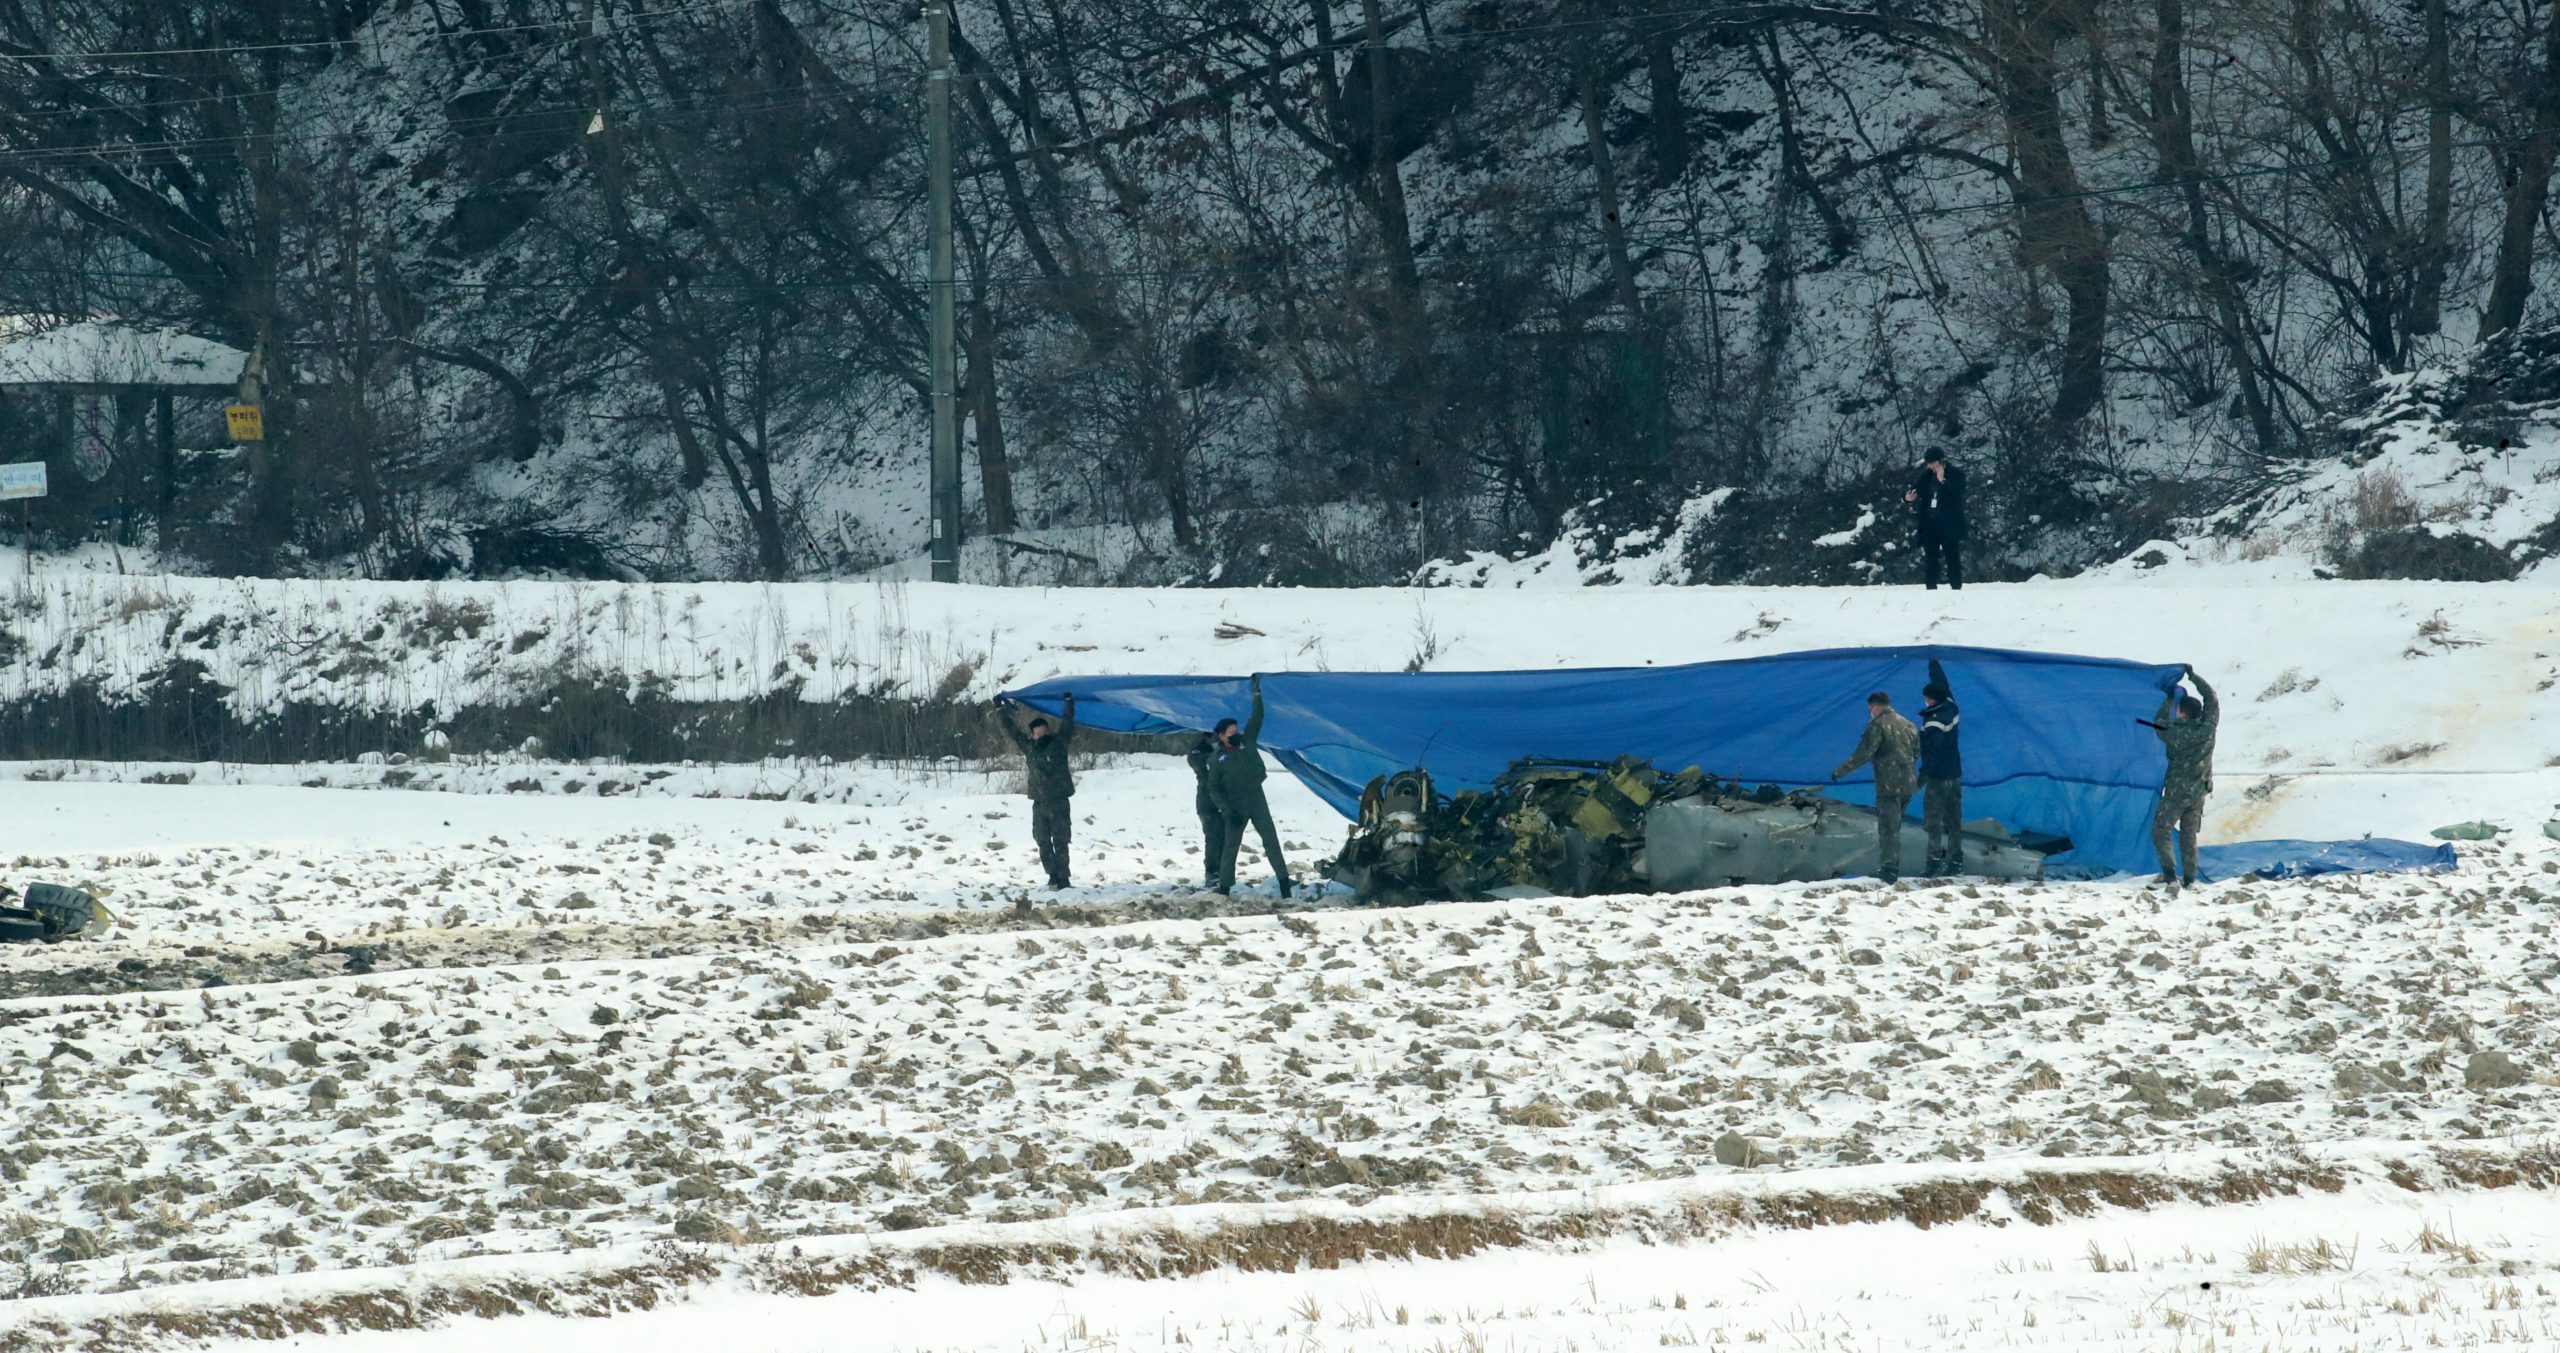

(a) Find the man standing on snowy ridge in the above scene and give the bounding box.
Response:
[997,693,1077,890]
[2149,666,2218,888]
[1832,691,1921,883]
[1904,447,1967,589]
[1918,658,1963,876]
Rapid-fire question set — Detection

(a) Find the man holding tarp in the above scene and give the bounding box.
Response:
[997,693,1077,890]
[2149,666,2219,888]
[1209,676,1293,898]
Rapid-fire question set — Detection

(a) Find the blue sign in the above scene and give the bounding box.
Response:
[0,461,45,501]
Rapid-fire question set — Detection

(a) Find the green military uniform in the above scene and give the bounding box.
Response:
[2151,671,2218,884]
[1209,681,1292,897]
[1187,736,1225,887]
[1834,708,1921,879]
[1000,699,1076,888]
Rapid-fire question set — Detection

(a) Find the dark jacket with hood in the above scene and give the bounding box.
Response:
[1186,737,1220,814]
[1918,658,1961,781]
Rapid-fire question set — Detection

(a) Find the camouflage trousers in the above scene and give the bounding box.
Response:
[1923,778,1963,863]
[1873,789,1910,876]
[1032,798,1072,888]
[2152,795,2204,879]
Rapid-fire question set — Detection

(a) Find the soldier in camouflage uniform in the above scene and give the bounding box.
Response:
[998,693,1077,890]
[1833,691,1921,882]
[2150,665,2218,887]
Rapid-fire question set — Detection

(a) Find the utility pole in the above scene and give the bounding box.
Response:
[925,0,962,583]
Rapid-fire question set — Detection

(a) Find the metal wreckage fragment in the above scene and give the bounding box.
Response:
[0,883,115,944]
[1324,756,2065,904]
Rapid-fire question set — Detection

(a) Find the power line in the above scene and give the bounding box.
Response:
[0,25,620,128]
[0,81,921,173]
[0,0,747,64]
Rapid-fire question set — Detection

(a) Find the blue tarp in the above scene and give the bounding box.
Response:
[999,646,2452,879]
[2195,838,2457,882]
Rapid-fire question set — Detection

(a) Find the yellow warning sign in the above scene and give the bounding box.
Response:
[226,404,265,441]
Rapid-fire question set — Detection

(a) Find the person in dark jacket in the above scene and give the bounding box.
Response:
[1186,734,1226,888]
[1209,675,1293,898]
[998,693,1076,889]
[1904,448,1967,590]
[1917,658,1963,875]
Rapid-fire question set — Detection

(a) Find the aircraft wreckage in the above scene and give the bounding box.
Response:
[0,883,114,944]
[1324,757,2068,904]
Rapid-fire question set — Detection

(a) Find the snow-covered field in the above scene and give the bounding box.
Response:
[3,574,2558,1348]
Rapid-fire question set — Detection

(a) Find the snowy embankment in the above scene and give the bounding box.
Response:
[172,1172,2560,1352]
[3,572,2555,774]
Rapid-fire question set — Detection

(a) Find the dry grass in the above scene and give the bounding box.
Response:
[2243,1233,2357,1275]
[2346,469,2424,534]
[13,1144,2554,1352]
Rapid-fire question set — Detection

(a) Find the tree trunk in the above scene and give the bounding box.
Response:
[154,393,176,530]
[1146,376,1198,549]
[2407,0,2453,338]
[2484,0,2560,338]
[1984,0,2111,437]
[964,280,1018,535]
[1647,31,1690,184]
[1357,0,1423,314]
[1571,36,1645,321]
[1744,32,1802,463]
[2145,0,2280,453]
[1355,0,1441,564]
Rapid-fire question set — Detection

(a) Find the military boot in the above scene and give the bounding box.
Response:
[1946,851,1965,875]
[1922,854,1946,877]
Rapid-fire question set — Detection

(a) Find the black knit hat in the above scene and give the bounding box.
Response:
[1922,447,1946,464]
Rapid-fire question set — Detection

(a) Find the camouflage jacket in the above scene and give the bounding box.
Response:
[1836,710,1920,798]
[2155,674,2219,805]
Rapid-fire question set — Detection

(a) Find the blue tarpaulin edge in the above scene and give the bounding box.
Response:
[2193,838,2458,882]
